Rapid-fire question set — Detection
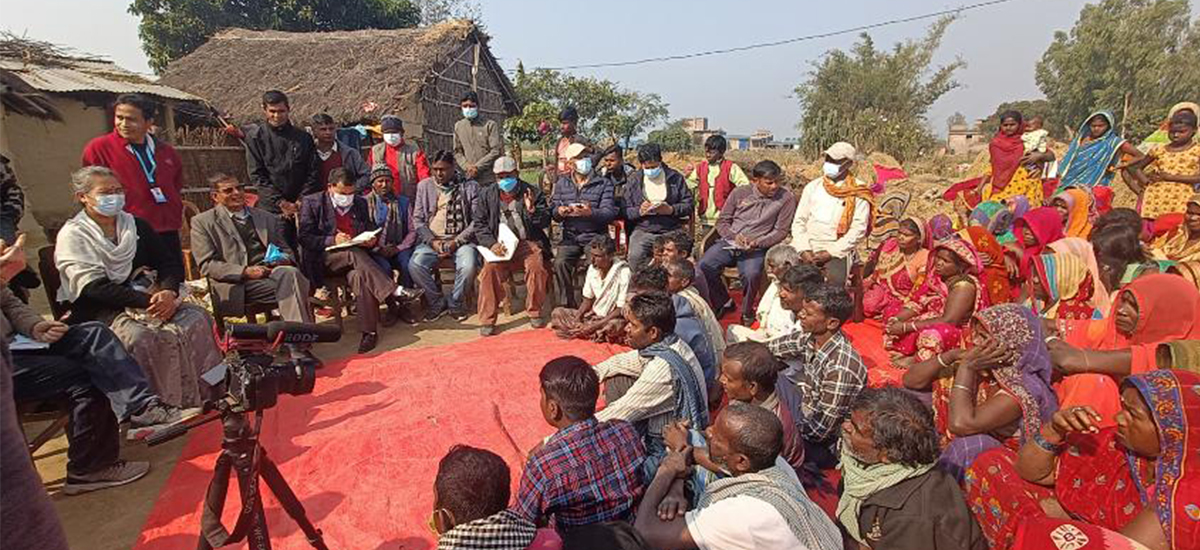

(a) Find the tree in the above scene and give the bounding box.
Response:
[947,112,967,128]
[978,99,1059,138]
[1036,0,1200,141]
[507,64,669,148]
[794,16,964,161]
[413,0,480,25]
[646,120,695,153]
[129,0,421,73]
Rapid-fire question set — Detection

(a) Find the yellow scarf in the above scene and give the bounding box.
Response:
[822,173,876,237]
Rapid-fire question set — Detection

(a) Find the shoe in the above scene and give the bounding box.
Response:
[423,307,448,322]
[395,286,424,302]
[450,309,470,322]
[717,299,736,317]
[358,332,379,353]
[530,317,547,329]
[383,303,401,328]
[740,314,755,328]
[128,401,201,441]
[479,325,497,337]
[62,461,151,495]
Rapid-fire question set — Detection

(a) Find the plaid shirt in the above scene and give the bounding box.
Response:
[768,329,866,442]
[514,418,646,530]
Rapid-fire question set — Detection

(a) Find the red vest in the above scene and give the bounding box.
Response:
[334,208,355,236]
[697,160,734,214]
[319,149,344,188]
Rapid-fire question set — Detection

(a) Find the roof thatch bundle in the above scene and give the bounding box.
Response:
[160,20,518,124]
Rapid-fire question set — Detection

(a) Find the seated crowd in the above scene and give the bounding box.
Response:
[3,91,1199,550]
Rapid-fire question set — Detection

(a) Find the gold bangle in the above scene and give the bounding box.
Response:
[936,353,949,368]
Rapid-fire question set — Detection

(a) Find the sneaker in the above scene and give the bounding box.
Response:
[423,307,448,322]
[62,460,151,495]
[530,317,547,329]
[450,309,470,322]
[358,332,379,353]
[479,325,497,337]
[395,286,424,302]
[128,401,201,441]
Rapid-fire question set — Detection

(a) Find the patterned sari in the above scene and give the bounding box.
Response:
[936,305,1059,480]
[886,237,990,360]
[1057,274,1200,428]
[863,218,930,320]
[1054,188,1096,239]
[1034,251,1103,322]
[963,225,1014,305]
[966,370,1200,550]
[1152,194,1200,262]
[1048,237,1112,317]
[1058,111,1127,190]
[1014,207,1067,278]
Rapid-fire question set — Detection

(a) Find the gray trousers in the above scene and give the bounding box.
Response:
[326,247,397,333]
[244,265,313,323]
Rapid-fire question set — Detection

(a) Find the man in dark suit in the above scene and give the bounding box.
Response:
[191,173,316,358]
[298,168,400,352]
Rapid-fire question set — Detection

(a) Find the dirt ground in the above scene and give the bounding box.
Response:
[29,307,529,550]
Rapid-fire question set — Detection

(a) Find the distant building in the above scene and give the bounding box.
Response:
[948,119,988,155]
[749,129,773,149]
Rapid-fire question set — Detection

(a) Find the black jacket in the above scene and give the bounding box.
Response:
[624,164,693,234]
[473,180,552,259]
[245,122,321,213]
[65,217,184,324]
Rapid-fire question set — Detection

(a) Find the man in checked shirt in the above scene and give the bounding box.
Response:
[767,283,867,470]
[513,356,645,531]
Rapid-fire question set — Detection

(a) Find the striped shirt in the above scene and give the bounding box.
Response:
[594,337,706,438]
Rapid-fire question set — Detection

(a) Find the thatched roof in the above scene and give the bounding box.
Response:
[0,33,199,120]
[160,20,519,123]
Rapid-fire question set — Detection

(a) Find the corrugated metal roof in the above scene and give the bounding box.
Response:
[0,59,200,101]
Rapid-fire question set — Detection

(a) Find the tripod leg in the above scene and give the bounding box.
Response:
[197,453,233,550]
[258,452,329,550]
[235,453,272,550]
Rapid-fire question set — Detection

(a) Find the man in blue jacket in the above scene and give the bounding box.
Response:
[625,144,694,269]
[550,143,616,309]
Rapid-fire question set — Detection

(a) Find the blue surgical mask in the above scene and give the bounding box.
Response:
[644,166,663,179]
[823,161,843,179]
[92,193,126,217]
[497,177,518,193]
[574,158,593,175]
[462,107,479,119]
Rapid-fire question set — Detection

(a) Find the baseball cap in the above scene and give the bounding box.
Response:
[824,142,857,161]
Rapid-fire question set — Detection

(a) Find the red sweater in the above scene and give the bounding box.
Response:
[81,130,184,232]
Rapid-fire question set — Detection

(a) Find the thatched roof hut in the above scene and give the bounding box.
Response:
[160,20,520,154]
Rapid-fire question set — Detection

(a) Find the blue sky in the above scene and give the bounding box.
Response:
[1,0,1097,138]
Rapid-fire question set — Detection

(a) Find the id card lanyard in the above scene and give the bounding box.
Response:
[128,138,167,203]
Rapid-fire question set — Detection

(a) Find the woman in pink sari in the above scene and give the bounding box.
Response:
[863,217,930,320]
[885,236,990,365]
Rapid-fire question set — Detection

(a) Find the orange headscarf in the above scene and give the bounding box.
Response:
[822,173,876,238]
[961,225,1012,304]
[1053,188,1095,239]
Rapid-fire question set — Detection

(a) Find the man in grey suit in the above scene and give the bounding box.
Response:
[190,173,315,358]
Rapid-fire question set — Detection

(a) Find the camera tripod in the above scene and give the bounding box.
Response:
[193,404,329,550]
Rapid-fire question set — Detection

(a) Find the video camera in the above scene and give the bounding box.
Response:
[203,321,341,413]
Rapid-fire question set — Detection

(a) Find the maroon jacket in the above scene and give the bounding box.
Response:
[81,131,184,233]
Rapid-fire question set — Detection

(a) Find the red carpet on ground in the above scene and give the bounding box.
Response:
[134,330,625,550]
[134,321,899,549]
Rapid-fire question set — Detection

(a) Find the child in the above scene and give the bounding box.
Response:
[1136,110,1200,219]
[1021,115,1049,174]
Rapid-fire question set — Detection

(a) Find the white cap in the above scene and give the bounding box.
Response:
[564,143,588,160]
[824,142,857,161]
[493,156,517,174]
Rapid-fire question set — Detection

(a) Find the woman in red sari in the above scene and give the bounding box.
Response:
[863,217,930,319]
[964,369,1200,550]
[1011,207,1067,278]
[963,225,1014,304]
[885,237,990,365]
[1048,274,1200,427]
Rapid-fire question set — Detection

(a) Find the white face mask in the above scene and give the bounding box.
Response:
[823,161,844,179]
[383,133,402,147]
[331,192,355,208]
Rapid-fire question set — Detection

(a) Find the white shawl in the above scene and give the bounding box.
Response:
[56,210,139,303]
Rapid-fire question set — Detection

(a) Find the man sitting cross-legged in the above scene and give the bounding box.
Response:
[474,156,551,336]
[549,235,630,342]
[698,160,797,325]
[190,173,317,361]
[591,291,709,486]
[725,244,803,344]
[838,387,987,550]
[514,356,646,532]
[634,402,843,550]
[429,445,558,550]
[767,283,867,469]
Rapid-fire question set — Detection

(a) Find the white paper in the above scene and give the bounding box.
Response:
[325,228,382,252]
[477,223,519,263]
[9,334,49,351]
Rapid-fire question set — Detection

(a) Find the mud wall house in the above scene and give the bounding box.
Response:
[0,37,203,239]
[158,20,520,165]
